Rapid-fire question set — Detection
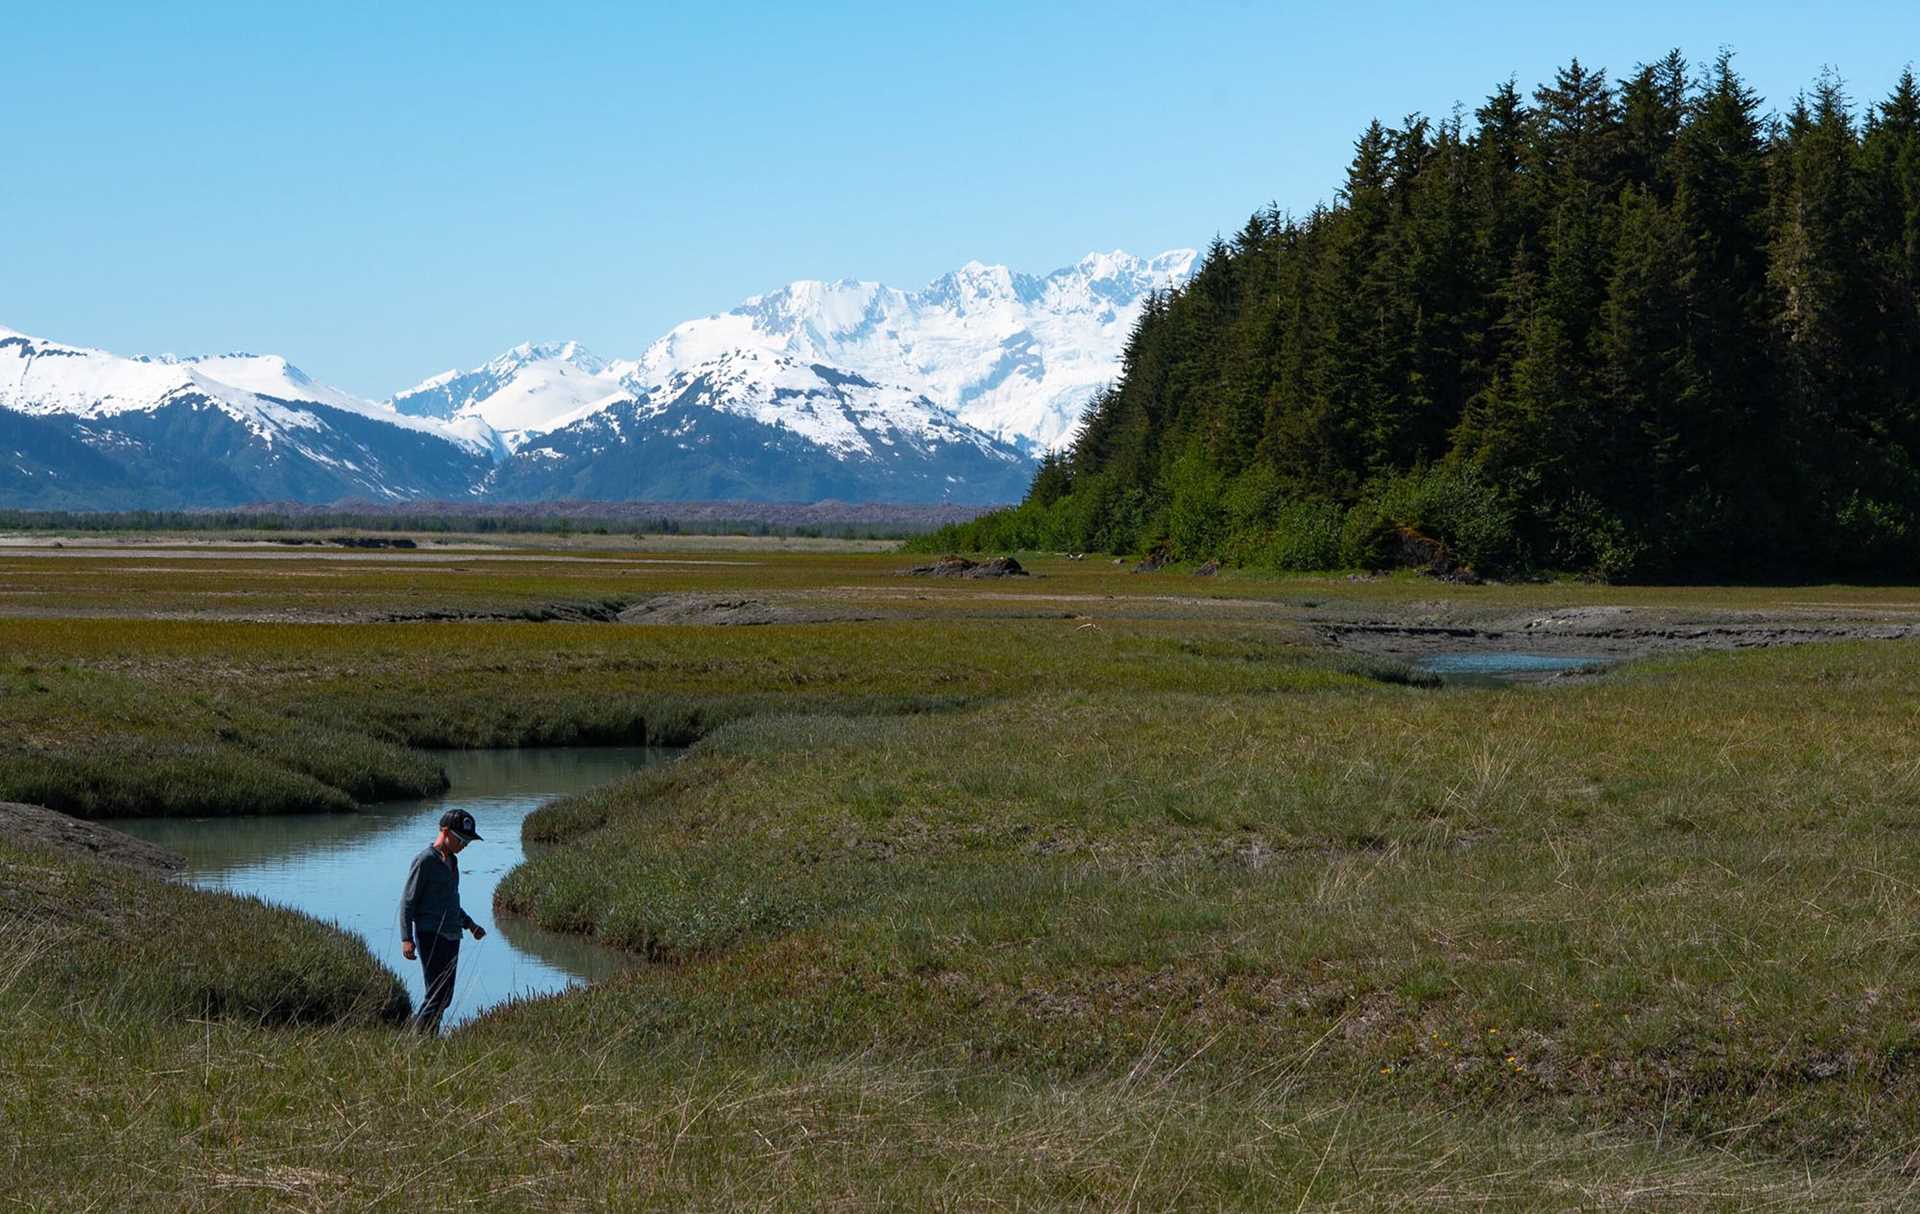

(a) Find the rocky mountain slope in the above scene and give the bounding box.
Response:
[483,351,1034,504]
[0,329,492,508]
[2,250,1188,508]
[634,249,1195,450]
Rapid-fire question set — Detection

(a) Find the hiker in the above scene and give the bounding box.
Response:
[398,808,487,1034]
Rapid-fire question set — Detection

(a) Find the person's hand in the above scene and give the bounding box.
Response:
[470,924,486,941]
[401,939,416,961]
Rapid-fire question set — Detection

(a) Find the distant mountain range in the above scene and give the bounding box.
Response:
[1,249,1192,509]
[0,329,495,508]
[627,249,1197,450]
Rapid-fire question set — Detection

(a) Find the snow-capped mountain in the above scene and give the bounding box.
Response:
[390,341,620,449]
[388,251,1194,457]
[1,249,1183,508]
[636,249,1196,449]
[0,327,493,507]
[485,350,1034,504]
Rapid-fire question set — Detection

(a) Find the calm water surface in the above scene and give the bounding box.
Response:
[112,747,669,1028]
[1414,652,1608,685]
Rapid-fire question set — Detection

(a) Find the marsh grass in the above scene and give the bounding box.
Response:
[0,661,447,816]
[0,841,407,1026]
[11,546,1920,1206]
[493,643,1920,1165]
[1325,651,1445,687]
[0,611,1345,817]
[9,971,1920,1209]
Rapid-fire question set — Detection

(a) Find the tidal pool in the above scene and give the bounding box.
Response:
[1413,652,1608,685]
[111,746,670,1029]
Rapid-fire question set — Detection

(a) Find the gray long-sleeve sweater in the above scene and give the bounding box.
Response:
[399,846,477,943]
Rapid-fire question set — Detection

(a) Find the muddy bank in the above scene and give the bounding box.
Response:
[0,801,185,876]
[618,594,887,626]
[1311,603,1920,662]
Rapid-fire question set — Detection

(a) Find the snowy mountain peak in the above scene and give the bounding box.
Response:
[632,249,1196,449]
[498,339,604,374]
[1148,248,1199,277]
[1071,247,1195,280]
[0,325,497,507]
[390,339,613,439]
[0,326,495,455]
[626,348,1015,468]
[481,344,1035,506]
[132,350,330,392]
[927,260,1032,308]
[407,368,461,393]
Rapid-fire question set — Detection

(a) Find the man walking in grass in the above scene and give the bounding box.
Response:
[398,809,487,1035]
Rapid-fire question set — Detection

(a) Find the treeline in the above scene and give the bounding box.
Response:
[923,54,1920,579]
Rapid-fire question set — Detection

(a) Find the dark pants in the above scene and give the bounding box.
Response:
[414,932,461,1035]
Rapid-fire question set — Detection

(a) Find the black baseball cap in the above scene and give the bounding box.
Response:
[438,809,483,842]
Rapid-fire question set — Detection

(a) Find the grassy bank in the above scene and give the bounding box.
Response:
[1,838,407,1026]
[0,609,1349,817]
[9,543,1920,1206]
[7,831,1917,1210]
[495,642,1920,1161]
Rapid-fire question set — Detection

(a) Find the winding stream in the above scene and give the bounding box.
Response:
[111,746,669,1029]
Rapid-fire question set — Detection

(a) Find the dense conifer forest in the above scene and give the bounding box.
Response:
[927,54,1920,580]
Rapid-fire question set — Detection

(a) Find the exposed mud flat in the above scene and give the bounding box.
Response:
[0,801,184,876]
[1312,602,1920,662]
[618,594,887,627]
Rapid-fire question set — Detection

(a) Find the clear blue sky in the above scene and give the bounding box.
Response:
[4,1,1914,397]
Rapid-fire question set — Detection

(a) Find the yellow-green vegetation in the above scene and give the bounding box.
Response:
[1,837,406,1026]
[504,644,1920,1160]
[7,541,1920,1208]
[0,611,1354,817]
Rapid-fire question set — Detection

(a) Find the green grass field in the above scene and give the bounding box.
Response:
[7,539,1920,1208]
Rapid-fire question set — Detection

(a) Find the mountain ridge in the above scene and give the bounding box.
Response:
[1,248,1186,508]
[1,323,1035,507]
[637,248,1196,448]
[382,249,1194,452]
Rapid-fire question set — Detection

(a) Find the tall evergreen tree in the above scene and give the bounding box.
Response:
[1618,50,1690,198]
[992,54,1920,579]
[1302,122,1402,495]
[1600,185,1695,548]
[1390,114,1480,465]
[1669,50,1774,551]
[1860,69,1920,456]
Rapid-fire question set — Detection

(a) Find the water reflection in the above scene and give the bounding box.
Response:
[111,747,668,1028]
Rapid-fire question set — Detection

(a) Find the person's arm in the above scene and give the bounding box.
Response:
[462,909,485,939]
[398,853,425,955]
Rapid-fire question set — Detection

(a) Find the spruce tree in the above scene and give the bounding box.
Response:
[1014,54,1920,578]
[1601,184,1694,556]
[1619,50,1690,198]
[1670,51,1774,553]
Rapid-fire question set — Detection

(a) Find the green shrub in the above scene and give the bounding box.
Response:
[1164,450,1227,559]
[1548,490,1649,582]
[1260,500,1347,570]
[1346,464,1519,572]
[1339,497,1400,569]
[1831,491,1918,573]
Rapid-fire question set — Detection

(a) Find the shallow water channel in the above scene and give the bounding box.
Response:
[112,747,670,1029]
[1412,652,1609,686]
